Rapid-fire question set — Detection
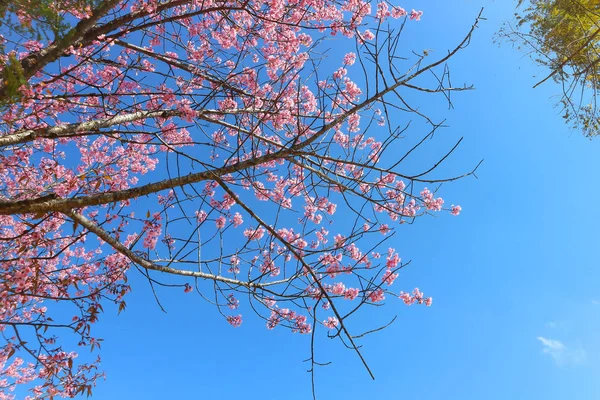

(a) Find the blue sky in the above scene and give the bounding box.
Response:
[63,0,600,398]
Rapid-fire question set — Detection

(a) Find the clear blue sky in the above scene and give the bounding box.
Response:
[68,1,600,398]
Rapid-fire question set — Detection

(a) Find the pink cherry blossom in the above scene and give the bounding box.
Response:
[379,224,390,235]
[368,289,385,303]
[392,7,407,18]
[215,216,227,229]
[227,315,243,328]
[399,288,432,306]
[409,9,423,21]
[344,288,360,300]
[363,30,375,40]
[323,317,339,329]
[451,205,462,216]
[382,269,399,286]
[232,212,244,227]
[227,294,240,310]
[343,52,357,66]
[244,227,266,241]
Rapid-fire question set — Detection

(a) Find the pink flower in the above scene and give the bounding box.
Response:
[451,205,462,216]
[399,287,431,306]
[244,227,265,241]
[293,315,312,334]
[23,40,44,52]
[362,30,375,40]
[323,317,339,329]
[267,311,281,329]
[142,216,162,249]
[379,224,390,235]
[264,297,276,308]
[391,6,407,18]
[227,315,242,327]
[333,234,346,248]
[344,288,360,300]
[386,250,401,268]
[421,187,444,211]
[368,289,385,302]
[218,98,237,110]
[326,203,337,215]
[260,258,280,277]
[343,52,356,66]
[330,282,346,295]
[215,216,226,229]
[184,283,193,293]
[413,287,424,301]
[409,9,423,21]
[333,67,347,80]
[232,212,243,227]
[227,294,239,309]
[399,291,413,305]
[326,263,341,278]
[196,210,207,223]
[382,269,398,286]
[375,2,390,20]
[229,255,241,274]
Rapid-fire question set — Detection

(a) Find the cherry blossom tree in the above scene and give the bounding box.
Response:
[0,1,481,398]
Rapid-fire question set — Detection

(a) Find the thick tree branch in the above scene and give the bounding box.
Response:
[0,108,265,148]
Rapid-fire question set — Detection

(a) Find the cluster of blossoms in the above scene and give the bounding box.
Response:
[399,288,432,306]
[142,213,163,249]
[227,315,243,328]
[266,308,311,333]
[323,317,339,329]
[421,188,445,212]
